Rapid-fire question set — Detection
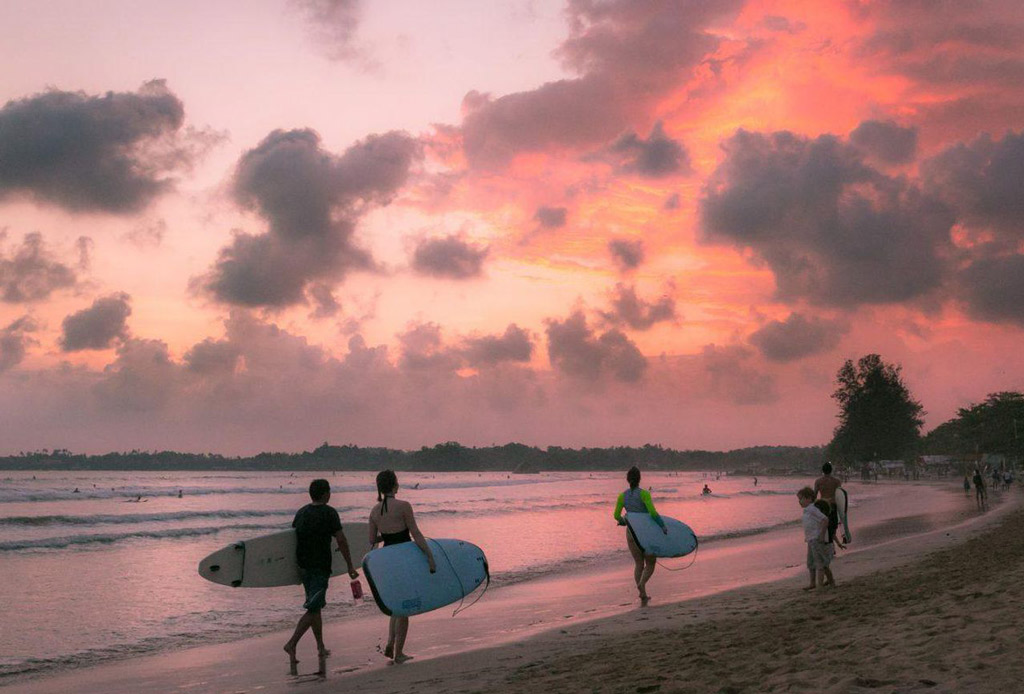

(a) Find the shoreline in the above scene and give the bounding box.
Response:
[341,492,1023,694]
[4,485,1014,694]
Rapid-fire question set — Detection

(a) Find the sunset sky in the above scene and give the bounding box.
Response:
[1,0,1023,455]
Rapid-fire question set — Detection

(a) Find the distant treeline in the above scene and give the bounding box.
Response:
[0,442,825,472]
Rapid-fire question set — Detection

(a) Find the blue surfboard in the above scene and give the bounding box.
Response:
[626,512,698,558]
[362,538,489,617]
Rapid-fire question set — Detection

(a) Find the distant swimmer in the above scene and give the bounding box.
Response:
[614,466,667,605]
[72,487,80,493]
[178,489,183,498]
[754,477,758,487]
[702,485,712,495]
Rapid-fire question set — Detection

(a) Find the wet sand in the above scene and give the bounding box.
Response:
[6,487,1017,694]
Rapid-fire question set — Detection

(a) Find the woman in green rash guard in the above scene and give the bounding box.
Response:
[614,466,668,603]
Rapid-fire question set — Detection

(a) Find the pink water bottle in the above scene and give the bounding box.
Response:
[350,579,363,600]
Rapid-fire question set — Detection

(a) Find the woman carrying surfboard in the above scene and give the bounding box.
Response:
[368,470,436,664]
[614,466,667,604]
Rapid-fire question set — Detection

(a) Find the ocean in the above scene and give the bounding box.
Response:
[0,469,966,684]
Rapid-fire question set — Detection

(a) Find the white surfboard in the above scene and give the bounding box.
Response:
[626,512,698,558]
[362,539,488,617]
[835,488,851,543]
[198,523,370,588]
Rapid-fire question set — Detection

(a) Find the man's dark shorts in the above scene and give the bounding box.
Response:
[300,569,330,612]
[827,506,839,543]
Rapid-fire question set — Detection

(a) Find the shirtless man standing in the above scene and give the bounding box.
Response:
[814,462,843,547]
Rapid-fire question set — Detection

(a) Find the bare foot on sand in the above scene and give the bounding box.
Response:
[391,654,414,665]
[283,644,299,665]
[318,647,331,658]
[383,644,394,659]
[802,585,816,591]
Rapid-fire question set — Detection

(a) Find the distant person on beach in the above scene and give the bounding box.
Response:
[702,484,712,495]
[963,477,971,496]
[754,477,758,487]
[613,466,668,604]
[973,469,987,511]
[368,470,436,664]
[798,487,835,589]
[1003,471,1012,491]
[284,479,359,668]
[814,463,842,544]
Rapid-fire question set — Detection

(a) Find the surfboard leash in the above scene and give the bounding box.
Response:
[431,539,490,617]
[452,574,489,616]
[656,541,699,572]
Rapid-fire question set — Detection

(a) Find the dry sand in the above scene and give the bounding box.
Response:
[304,494,1024,694]
[7,489,1020,694]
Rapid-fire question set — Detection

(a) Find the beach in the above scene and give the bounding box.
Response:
[4,481,1018,694]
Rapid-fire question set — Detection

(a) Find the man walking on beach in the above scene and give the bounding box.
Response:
[284,479,359,669]
[814,463,842,547]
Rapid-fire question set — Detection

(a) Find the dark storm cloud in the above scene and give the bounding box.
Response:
[958,255,1024,326]
[411,236,488,279]
[849,120,917,165]
[850,2,1024,143]
[184,338,241,375]
[748,313,845,362]
[458,0,745,168]
[600,284,676,331]
[761,15,806,34]
[0,232,78,303]
[921,130,1024,243]
[124,219,166,248]
[0,315,38,372]
[854,1,1024,89]
[397,322,461,374]
[460,79,628,170]
[460,324,533,367]
[293,0,366,62]
[59,293,132,352]
[196,128,420,307]
[0,81,195,213]
[699,129,955,307]
[546,310,646,383]
[308,284,341,319]
[396,322,534,374]
[75,236,94,270]
[93,338,177,412]
[608,238,645,272]
[701,344,777,404]
[607,122,691,177]
[534,206,568,229]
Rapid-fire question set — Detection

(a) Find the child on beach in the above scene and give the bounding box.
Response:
[798,487,835,590]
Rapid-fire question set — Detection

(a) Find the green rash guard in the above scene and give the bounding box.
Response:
[614,488,667,529]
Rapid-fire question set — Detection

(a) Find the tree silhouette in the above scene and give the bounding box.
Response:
[829,354,924,462]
